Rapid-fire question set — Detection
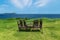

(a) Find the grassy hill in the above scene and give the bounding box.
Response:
[0,18,60,40]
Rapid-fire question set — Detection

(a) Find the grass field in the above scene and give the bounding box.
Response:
[0,18,60,40]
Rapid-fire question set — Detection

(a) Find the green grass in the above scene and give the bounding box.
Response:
[0,18,60,40]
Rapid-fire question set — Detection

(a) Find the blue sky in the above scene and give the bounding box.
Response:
[0,0,60,14]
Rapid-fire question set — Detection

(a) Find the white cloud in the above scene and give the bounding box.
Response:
[11,0,32,9]
[34,0,51,7]
[11,0,51,9]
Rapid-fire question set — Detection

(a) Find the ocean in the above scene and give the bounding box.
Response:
[0,14,60,18]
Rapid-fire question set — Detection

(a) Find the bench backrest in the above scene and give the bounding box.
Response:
[17,19,42,28]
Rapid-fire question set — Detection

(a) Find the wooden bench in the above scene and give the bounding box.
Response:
[17,19,42,31]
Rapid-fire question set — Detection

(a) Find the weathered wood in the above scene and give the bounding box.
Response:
[40,19,42,29]
[33,20,39,28]
[23,20,28,30]
[17,19,43,31]
[17,20,23,31]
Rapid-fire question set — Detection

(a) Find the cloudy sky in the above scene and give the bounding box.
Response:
[0,0,60,14]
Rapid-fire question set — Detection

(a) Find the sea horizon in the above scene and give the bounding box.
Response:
[0,13,60,18]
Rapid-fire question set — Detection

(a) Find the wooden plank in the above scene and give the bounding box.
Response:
[40,19,42,29]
